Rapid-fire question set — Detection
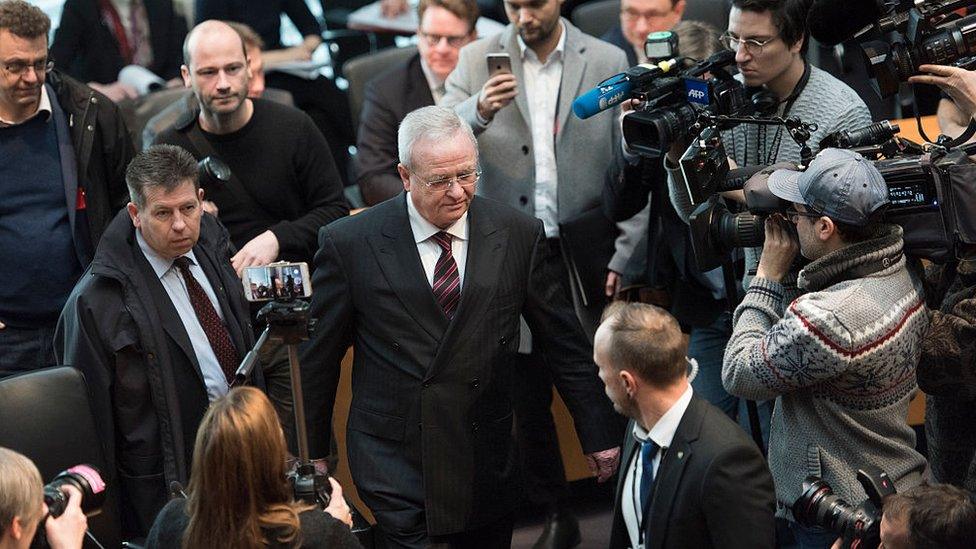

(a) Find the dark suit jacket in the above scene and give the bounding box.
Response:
[609,397,776,549]
[51,0,187,84]
[602,25,639,67]
[354,54,434,206]
[301,194,618,536]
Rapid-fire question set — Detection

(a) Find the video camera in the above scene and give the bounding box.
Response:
[856,0,976,98]
[792,466,896,549]
[32,465,106,548]
[685,120,976,272]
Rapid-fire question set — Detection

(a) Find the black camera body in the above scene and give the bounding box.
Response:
[684,120,976,272]
[857,0,976,97]
[43,465,106,519]
[622,50,759,157]
[792,466,897,549]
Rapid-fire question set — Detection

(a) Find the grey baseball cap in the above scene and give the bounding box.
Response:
[767,148,889,226]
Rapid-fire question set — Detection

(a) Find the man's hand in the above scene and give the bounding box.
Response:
[324,478,353,528]
[201,200,219,217]
[605,270,622,298]
[380,0,409,17]
[755,214,798,283]
[44,485,87,549]
[88,81,138,102]
[231,230,279,276]
[909,64,976,120]
[0,320,5,329]
[585,447,621,482]
[477,73,518,122]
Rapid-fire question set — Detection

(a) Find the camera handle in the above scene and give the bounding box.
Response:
[698,113,819,164]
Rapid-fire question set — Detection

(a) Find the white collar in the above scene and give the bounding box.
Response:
[635,384,693,450]
[516,20,567,63]
[406,192,469,244]
[136,229,200,279]
[0,84,52,126]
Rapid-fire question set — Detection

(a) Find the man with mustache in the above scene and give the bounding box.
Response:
[0,0,133,379]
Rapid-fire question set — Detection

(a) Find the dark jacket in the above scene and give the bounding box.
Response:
[354,53,434,206]
[609,397,776,549]
[55,210,259,539]
[145,497,363,548]
[602,25,638,66]
[51,0,187,84]
[47,69,135,254]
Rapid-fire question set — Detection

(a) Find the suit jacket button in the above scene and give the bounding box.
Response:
[470,378,480,389]
[518,196,528,206]
[521,145,529,154]
[423,381,431,389]
[147,353,155,361]
[499,336,507,345]
[392,342,400,350]
[471,421,479,431]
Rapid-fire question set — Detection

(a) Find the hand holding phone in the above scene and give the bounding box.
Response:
[479,53,518,121]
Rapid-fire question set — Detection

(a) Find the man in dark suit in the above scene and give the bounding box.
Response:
[354,0,478,206]
[302,106,620,548]
[594,302,775,549]
[55,145,260,539]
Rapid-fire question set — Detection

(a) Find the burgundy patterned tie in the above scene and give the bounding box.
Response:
[431,232,461,319]
[173,257,240,382]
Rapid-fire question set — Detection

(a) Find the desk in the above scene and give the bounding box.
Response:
[347,1,505,36]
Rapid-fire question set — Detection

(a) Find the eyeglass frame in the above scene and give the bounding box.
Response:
[719,32,779,56]
[620,7,677,22]
[1,58,54,76]
[785,209,822,224]
[407,167,482,193]
[418,31,472,48]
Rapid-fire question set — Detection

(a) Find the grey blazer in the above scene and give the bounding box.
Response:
[443,19,642,288]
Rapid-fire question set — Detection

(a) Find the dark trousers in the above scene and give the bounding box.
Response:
[0,321,57,380]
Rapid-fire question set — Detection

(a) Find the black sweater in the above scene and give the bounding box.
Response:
[154,99,348,266]
[145,498,363,548]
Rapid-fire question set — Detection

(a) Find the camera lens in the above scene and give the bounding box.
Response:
[43,464,107,518]
[716,212,764,249]
[793,477,860,535]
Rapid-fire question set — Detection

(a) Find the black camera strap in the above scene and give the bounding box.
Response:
[760,61,811,164]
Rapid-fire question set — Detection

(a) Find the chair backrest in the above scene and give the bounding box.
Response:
[683,0,731,36]
[344,45,418,130]
[572,0,620,38]
[0,366,122,549]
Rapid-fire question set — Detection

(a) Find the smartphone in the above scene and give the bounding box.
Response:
[242,262,312,302]
[486,53,512,77]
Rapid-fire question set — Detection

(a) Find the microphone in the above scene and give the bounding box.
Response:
[572,59,679,120]
[807,0,884,46]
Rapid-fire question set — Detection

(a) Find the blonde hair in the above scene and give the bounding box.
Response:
[0,447,43,538]
[183,388,312,548]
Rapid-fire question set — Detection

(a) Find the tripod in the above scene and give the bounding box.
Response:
[233,299,330,507]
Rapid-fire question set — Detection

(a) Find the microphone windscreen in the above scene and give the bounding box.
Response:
[572,74,633,120]
[807,0,882,46]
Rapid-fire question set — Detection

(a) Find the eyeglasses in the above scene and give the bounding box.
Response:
[412,169,482,192]
[621,8,675,22]
[418,31,471,48]
[786,210,822,224]
[2,59,54,76]
[719,32,778,56]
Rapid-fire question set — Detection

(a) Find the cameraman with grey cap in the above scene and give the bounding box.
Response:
[721,148,929,548]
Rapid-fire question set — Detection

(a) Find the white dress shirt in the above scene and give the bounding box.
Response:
[622,384,694,549]
[136,231,229,401]
[517,22,566,238]
[406,193,469,289]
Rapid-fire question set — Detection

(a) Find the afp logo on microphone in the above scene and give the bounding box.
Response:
[684,78,710,106]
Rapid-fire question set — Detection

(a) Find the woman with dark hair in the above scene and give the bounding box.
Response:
[145,387,360,548]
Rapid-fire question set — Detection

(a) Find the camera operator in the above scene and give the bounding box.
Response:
[145,387,360,548]
[722,148,929,548]
[869,483,976,549]
[0,447,87,549]
[659,0,872,441]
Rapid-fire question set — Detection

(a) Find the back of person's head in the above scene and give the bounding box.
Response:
[0,447,43,541]
[417,0,480,33]
[599,302,686,387]
[184,387,307,549]
[885,484,976,549]
[223,21,265,52]
[673,19,722,60]
[0,0,50,39]
[730,0,811,55]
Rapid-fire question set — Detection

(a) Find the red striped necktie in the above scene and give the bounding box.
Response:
[430,232,461,319]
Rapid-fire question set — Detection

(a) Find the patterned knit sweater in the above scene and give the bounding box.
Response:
[723,224,929,519]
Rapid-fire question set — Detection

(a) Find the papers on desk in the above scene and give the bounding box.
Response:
[266,46,333,80]
[348,1,505,37]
